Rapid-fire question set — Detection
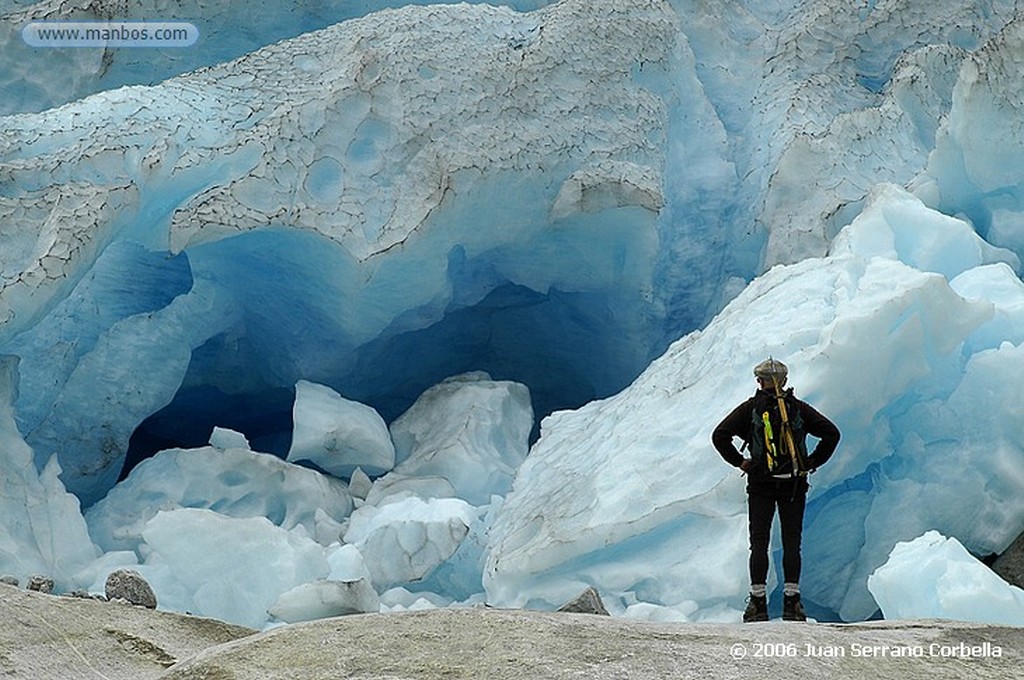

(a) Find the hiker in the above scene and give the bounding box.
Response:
[711,358,840,622]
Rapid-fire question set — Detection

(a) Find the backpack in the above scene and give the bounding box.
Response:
[748,389,808,475]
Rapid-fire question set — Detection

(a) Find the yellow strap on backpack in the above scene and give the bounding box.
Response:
[761,410,777,471]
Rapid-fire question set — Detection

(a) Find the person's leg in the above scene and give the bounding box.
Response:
[777,482,808,620]
[747,490,776,586]
[777,487,806,584]
[744,488,775,622]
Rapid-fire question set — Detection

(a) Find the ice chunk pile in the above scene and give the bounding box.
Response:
[868,531,1024,626]
[77,373,530,628]
[343,496,480,589]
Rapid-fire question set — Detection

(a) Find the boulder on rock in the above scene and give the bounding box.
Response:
[105,569,158,609]
[557,587,609,616]
[27,575,54,593]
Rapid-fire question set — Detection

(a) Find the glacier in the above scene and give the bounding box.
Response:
[2,0,1024,630]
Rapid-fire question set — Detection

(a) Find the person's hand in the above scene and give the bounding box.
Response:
[739,458,753,474]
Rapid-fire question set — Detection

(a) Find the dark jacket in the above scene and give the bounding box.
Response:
[712,389,840,478]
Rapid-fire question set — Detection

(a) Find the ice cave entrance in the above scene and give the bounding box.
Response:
[123,229,662,478]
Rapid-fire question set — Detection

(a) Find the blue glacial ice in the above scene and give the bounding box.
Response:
[869,531,1024,626]
[1,0,1024,629]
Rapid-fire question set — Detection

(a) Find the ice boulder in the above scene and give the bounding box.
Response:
[209,426,251,450]
[343,496,478,589]
[326,543,373,582]
[364,474,457,507]
[379,587,459,612]
[86,446,353,554]
[868,531,1024,626]
[348,467,374,501]
[830,183,1019,279]
[388,373,533,505]
[950,263,1024,353]
[137,508,330,629]
[0,356,98,590]
[268,578,380,623]
[287,380,395,477]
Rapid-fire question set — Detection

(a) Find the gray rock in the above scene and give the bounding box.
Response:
[1,587,1021,680]
[557,586,610,616]
[27,575,53,593]
[162,608,1022,680]
[0,575,18,587]
[65,589,106,601]
[992,531,1024,588]
[105,569,158,609]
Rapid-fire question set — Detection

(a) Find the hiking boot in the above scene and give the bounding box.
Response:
[742,594,768,622]
[782,593,806,621]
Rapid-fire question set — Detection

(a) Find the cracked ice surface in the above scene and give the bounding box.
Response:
[0,0,558,116]
[161,1,673,260]
[751,1,1020,266]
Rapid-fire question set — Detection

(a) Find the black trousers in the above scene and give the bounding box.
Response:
[747,477,808,585]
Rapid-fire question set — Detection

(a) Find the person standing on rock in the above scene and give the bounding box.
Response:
[711,358,840,622]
